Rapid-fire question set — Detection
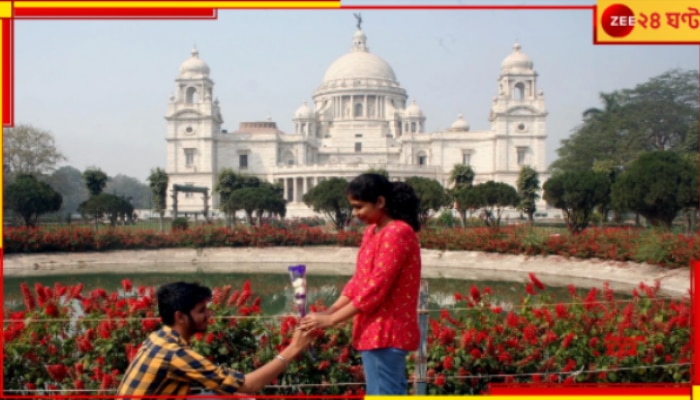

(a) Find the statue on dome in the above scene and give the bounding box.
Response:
[354,13,362,30]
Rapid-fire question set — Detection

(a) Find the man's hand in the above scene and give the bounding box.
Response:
[289,327,313,351]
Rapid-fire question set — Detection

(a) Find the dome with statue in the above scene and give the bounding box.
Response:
[322,30,398,84]
[316,19,404,93]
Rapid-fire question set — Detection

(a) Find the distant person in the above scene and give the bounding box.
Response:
[117,281,312,397]
[300,173,422,395]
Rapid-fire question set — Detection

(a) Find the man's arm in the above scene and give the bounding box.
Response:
[172,329,312,394]
[237,329,311,393]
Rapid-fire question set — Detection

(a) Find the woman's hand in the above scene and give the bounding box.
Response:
[300,313,334,331]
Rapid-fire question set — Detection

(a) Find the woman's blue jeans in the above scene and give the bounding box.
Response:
[360,347,408,395]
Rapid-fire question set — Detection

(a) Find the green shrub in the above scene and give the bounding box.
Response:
[171,217,189,231]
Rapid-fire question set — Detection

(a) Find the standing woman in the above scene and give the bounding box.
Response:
[300,173,422,395]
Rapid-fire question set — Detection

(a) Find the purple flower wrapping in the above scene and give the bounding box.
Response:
[288,264,307,317]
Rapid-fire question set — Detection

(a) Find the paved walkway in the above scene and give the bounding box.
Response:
[3,246,690,296]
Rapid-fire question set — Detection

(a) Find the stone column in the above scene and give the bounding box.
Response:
[294,177,299,203]
[283,178,289,202]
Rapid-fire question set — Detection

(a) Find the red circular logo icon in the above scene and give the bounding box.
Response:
[601,3,635,38]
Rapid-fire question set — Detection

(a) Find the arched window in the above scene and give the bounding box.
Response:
[411,122,417,133]
[513,82,525,100]
[186,87,198,104]
[354,103,363,118]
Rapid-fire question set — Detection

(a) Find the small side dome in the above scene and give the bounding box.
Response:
[179,47,211,79]
[294,101,315,119]
[404,100,423,118]
[449,114,470,131]
[501,42,534,72]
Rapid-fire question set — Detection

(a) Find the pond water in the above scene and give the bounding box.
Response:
[3,263,634,315]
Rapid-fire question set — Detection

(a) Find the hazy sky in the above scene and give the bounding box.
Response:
[14,1,699,182]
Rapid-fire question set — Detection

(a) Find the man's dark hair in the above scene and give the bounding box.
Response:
[157,282,212,326]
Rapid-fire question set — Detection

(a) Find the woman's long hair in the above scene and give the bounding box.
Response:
[346,173,421,232]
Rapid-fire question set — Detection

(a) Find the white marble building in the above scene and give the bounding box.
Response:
[165,25,548,218]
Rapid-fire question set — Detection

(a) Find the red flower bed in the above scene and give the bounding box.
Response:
[2,278,690,395]
[3,225,697,268]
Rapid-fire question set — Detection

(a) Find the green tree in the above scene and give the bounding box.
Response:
[44,166,89,219]
[83,168,108,197]
[105,174,151,209]
[448,164,475,190]
[543,171,610,233]
[612,151,697,229]
[405,176,450,227]
[448,164,476,226]
[215,169,262,226]
[78,193,134,228]
[550,69,698,175]
[3,124,66,177]
[4,174,62,227]
[516,166,540,224]
[591,160,621,223]
[225,183,286,226]
[302,178,351,231]
[147,168,169,232]
[624,69,698,152]
[453,186,481,227]
[471,181,519,228]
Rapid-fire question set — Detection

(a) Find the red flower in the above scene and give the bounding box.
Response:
[205,332,214,344]
[454,292,463,301]
[75,362,84,375]
[655,343,664,356]
[121,278,133,293]
[506,311,519,328]
[46,364,68,382]
[470,285,480,302]
[20,283,36,311]
[318,360,331,371]
[470,348,481,359]
[525,283,536,295]
[435,373,446,387]
[443,355,453,370]
[589,337,599,348]
[562,333,575,349]
[44,302,59,317]
[555,303,568,319]
[100,374,114,390]
[528,273,545,290]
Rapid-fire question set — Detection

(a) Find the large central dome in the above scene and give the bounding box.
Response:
[322,30,398,84]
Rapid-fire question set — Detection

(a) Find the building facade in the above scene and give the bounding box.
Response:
[165,25,548,218]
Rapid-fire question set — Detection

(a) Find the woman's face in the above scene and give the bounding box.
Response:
[348,195,386,225]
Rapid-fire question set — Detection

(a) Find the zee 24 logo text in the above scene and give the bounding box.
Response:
[601,3,699,38]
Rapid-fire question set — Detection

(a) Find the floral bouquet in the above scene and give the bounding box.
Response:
[288,264,308,317]
[288,264,316,360]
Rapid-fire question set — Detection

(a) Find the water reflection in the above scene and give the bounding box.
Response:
[4,263,633,314]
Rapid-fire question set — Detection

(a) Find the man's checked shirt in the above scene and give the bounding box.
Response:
[117,325,245,398]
